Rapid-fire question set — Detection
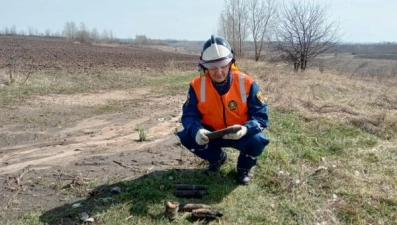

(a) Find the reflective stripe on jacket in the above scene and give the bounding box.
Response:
[190,70,254,130]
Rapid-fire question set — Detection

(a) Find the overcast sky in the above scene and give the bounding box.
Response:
[0,0,396,43]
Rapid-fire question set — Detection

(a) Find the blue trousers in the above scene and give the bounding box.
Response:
[177,129,269,171]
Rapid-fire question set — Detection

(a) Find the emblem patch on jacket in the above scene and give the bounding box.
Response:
[228,100,238,110]
[256,90,265,104]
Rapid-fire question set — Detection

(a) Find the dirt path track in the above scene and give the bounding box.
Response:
[0,36,201,222]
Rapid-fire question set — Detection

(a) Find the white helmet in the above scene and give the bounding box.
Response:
[199,35,234,69]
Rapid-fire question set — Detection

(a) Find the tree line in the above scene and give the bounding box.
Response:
[0,22,116,44]
[62,22,115,44]
[0,23,171,46]
[0,25,62,37]
[218,0,340,71]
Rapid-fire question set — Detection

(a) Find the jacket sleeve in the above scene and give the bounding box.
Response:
[244,81,269,136]
[181,85,204,139]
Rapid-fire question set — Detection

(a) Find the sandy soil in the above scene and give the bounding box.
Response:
[0,36,201,222]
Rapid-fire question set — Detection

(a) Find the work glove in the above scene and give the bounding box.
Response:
[223,125,247,140]
[195,129,210,145]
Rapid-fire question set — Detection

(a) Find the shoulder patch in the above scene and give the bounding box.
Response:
[256,90,265,104]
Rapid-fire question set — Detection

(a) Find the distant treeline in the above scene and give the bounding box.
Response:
[0,24,198,48]
[338,43,397,55]
[2,24,397,57]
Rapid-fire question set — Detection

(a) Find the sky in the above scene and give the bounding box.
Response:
[0,0,396,43]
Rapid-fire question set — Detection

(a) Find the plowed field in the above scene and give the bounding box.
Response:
[0,36,197,74]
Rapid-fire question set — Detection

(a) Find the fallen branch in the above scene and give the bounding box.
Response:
[15,169,30,186]
[3,189,21,210]
[113,160,131,168]
[3,169,31,210]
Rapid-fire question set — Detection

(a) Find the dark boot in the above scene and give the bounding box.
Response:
[204,152,227,175]
[237,169,251,185]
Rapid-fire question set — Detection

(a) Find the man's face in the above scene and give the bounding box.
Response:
[207,63,230,82]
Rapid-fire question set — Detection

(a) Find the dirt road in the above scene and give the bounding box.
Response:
[0,36,200,222]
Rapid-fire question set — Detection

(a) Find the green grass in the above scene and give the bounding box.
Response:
[136,127,147,142]
[268,110,378,165]
[4,108,396,225]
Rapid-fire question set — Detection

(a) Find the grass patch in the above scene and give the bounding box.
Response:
[0,70,197,106]
[6,108,394,225]
[267,110,378,165]
[146,71,196,94]
[0,70,196,128]
[136,127,147,142]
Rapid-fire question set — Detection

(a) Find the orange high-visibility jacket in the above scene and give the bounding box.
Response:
[190,70,254,130]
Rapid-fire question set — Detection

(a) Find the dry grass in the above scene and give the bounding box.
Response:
[233,59,397,224]
[238,59,397,140]
[2,57,397,225]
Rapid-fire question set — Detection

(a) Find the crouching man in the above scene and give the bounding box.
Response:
[177,35,270,185]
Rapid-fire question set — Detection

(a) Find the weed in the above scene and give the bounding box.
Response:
[137,128,147,142]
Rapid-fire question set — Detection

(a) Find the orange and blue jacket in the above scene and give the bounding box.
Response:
[181,69,269,139]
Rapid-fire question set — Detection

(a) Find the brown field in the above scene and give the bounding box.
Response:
[0,36,197,74]
[355,54,397,61]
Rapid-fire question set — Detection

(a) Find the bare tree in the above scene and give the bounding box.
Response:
[63,22,77,40]
[90,28,100,44]
[218,0,249,56]
[28,26,35,36]
[9,25,17,35]
[100,29,114,43]
[76,22,91,44]
[135,35,149,45]
[218,10,232,40]
[3,27,10,35]
[44,28,51,37]
[273,0,339,71]
[247,0,278,61]
[107,30,114,43]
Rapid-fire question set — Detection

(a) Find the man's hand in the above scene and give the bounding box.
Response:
[195,129,210,145]
[222,125,247,140]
